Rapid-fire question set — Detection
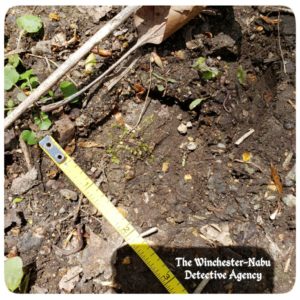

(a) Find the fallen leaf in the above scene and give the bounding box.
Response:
[98,48,112,57]
[270,163,283,194]
[58,266,82,292]
[242,151,251,162]
[256,25,264,32]
[134,6,205,45]
[114,112,125,126]
[200,223,233,246]
[122,256,131,265]
[77,140,104,148]
[260,14,281,25]
[64,138,76,155]
[184,174,192,182]
[133,83,146,95]
[48,12,60,21]
[150,52,164,69]
[162,162,169,173]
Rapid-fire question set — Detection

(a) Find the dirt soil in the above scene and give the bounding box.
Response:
[4,6,295,293]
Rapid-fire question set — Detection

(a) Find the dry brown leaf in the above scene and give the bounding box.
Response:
[260,14,281,25]
[134,6,205,45]
[98,48,112,57]
[77,140,104,148]
[270,163,283,194]
[151,52,164,69]
[133,83,146,95]
[65,138,76,155]
[114,112,125,126]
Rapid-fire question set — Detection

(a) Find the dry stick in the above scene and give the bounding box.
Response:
[19,136,33,171]
[130,60,153,131]
[4,6,140,129]
[193,277,210,293]
[277,12,287,74]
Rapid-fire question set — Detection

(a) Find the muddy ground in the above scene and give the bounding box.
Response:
[4,6,295,293]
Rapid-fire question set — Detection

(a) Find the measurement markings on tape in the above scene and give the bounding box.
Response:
[39,135,187,294]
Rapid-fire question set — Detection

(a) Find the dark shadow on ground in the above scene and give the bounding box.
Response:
[113,245,274,293]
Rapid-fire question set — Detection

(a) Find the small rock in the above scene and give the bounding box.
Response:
[209,33,239,57]
[17,229,44,252]
[5,129,17,151]
[11,168,38,195]
[186,121,193,128]
[46,179,63,190]
[5,209,22,229]
[283,194,296,207]
[31,40,52,55]
[187,142,197,151]
[54,116,75,147]
[285,164,295,187]
[59,207,66,214]
[217,143,226,149]
[59,266,83,292]
[177,123,187,135]
[112,39,122,51]
[176,114,183,121]
[60,189,78,201]
[283,120,295,130]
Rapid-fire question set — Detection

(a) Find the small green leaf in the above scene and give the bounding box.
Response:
[17,92,27,102]
[19,69,33,81]
[13,197,23,204]
[21,130,38,145]
[34,112,52,131]
[157,84,165,92]
[202,68,219,80]
[6,99,15,109]
[4,65,19,90]
[59,81,78,102]
[237,65,247,86]
[16,15,43,33]
[4,256,24,292]
[193,57,220,80]
[189,98,207,110]
[8,54,20,68]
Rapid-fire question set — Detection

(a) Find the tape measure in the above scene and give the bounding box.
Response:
[39,135,187,294]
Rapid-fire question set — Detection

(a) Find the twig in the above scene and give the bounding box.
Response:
[4,6,140,129]
[234,128,255,145]
[28,54,79,87]
[130,60,153,131]
[41,39,144,112]
[121,227,158,246]
[16,29,25,50]
[19,136,32,171]
[193,277,210,293]
[287,99,296,110]
[234,159,263,172]
[277,12,287,74]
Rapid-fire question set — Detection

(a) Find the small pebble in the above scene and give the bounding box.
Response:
[177,123,187,135]
[186,121,193,128]
[59,189,78,201]
[217,143,226,149]
[59,207,66,214]
[187,142,197,151]
[176,114,183,121]
[283,194,296,207]
[283,120,295,130]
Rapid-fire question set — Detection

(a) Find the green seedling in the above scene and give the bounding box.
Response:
[189,97,209,110]
[21,130,38,145]
[4,64,19,91]
[237,65,247,86]
[16,15,43,33]
[4,256,24,292]
[12,197,23,204]
[193,57,220,80]
[59,81,79,103]
[5,99,16,115]
[8,54,21,68]
[19,69,39,91]
[152,72,177,83]
[34,112,52,130]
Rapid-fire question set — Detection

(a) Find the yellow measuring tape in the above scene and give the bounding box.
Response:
[39,135,187,294]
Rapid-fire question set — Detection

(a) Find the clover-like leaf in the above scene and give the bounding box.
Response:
[4,65,19,91]
[16,15,43,33]
[8,54,20,68]
[34,112,52,131]
[21,130,38,145]
[4,256,24,292]
[189,98,207,110]
[59,81,78,102]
